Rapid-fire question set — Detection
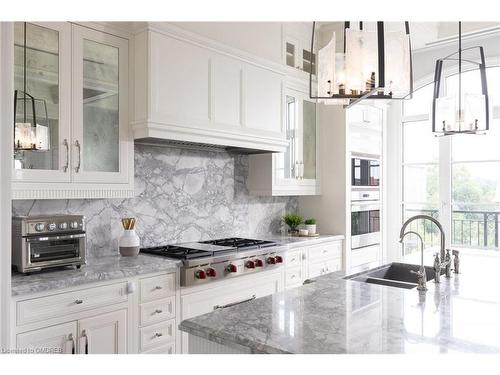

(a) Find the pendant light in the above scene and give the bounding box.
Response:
[14,22,50,151]
[309,22,413,107]
[432,22,489,135]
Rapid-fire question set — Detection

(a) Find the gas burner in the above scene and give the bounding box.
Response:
[140,237,284,287]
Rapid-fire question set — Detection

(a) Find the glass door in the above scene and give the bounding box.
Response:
[71,25,129,184]
[13,22,71,183]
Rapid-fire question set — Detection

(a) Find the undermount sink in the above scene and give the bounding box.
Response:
[344,262,436,290]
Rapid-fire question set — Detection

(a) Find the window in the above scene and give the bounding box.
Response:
[401,66,500,252]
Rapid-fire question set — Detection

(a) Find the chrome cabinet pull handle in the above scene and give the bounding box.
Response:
[75,140,81,173]
[62,139,69,172]
[213,295,256,310]
[154,309,163,314]
[75,299,83,305]
[81,330,89,354]
[68,333,75,354]
[153,332,163,338]
[154,285,163,290]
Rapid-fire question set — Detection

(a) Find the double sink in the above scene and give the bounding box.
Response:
[345,262,437,289]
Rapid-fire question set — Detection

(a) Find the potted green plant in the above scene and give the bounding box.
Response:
[305,218,317,235]
[283,213,303,234]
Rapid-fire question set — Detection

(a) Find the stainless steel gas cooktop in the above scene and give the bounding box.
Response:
[140,237,285,287]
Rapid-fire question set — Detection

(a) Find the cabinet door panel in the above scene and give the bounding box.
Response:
[150,33,210,126]
[245,64,282,134]
[17,321,77,354]
[213,54,242,127]
[13,22,71,183]
[72,25,129,184]
[78,309,127,354]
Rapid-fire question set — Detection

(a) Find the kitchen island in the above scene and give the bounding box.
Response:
[179,252,500,353]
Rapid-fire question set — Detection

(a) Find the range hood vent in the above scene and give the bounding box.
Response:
[134,138,277,155]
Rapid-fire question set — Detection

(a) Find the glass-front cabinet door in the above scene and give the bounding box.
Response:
[71,25,129,184]
[13,22,71,183]
[275,88,317,188]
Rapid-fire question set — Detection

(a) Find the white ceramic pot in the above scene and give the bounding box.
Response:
[119,229,140,257]
[305,224,317,235]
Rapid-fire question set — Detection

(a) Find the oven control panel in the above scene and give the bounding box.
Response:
[16,215,86,236]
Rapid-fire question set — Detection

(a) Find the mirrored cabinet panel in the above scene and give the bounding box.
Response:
[71,25,129,184]
[13,22,71,182]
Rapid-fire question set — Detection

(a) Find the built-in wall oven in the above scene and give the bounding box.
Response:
[351,191,380,250]
[351,155,380,187]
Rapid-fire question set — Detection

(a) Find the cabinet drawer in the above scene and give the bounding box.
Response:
[285,267,303,288]
[351,245,379,268]
[324,258,342,273]
[308,261,326,279]
[141,342,175,354]
[140,297,175,327]
[140,273,175,303]
[285,249,302,268]
[308,241,342,262]
[139,319,175,351]
[17,282,127,326]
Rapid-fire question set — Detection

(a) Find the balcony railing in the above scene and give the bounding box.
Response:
[405,209,500,250]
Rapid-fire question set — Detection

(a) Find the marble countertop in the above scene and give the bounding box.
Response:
[179,252,500,353]
[10,234,343,298]
[11,254,181,297]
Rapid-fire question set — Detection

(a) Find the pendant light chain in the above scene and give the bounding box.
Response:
[23,21,27,123]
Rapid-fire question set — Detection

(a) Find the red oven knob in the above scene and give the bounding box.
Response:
[255,259,263,267]
[195,269,206,279]
[275,255,283,264]
[206,268,217,277]
[246,260,256,269]
[226,264,237,273]
[267,256,276,264]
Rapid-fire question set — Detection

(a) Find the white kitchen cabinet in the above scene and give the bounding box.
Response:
[247,85,320,196]
[133,26,287,153]
[12,271,179,354]
[16,321,77,354]
[78,309,127,354]
[12,22,133,199]
[180,269,283,353]
[282,27,316,77]
[284,239,343,289]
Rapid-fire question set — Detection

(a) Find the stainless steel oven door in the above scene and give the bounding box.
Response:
[22,233,86,272]
[351,202,380,250]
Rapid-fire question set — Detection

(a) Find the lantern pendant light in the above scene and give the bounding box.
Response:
[432,22,489,136]
[309,21,414,107]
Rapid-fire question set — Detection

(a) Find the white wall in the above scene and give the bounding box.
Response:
[0,22,13,350]
[173,22,283,64]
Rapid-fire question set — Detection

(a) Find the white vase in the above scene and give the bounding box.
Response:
[305,224,317,235]
[119,229,140,257]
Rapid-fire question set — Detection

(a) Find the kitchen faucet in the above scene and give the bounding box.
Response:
[399,230,427,291]
[399,215,452,283]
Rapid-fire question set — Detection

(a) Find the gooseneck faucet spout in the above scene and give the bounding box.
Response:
[399,215,446,262]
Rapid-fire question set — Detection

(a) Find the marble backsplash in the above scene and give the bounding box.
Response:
[12,144,298,258]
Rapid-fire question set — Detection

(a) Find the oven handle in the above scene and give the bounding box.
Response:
[351,204,380,212]
[213,295,256,310]
[25,233,86,242]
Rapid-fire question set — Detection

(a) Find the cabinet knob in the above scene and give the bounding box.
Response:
[75,299,83,305]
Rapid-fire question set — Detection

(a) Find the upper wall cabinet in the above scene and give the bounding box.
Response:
[132,26,287,152]
[12,22,133,199]
[247,85,320,196]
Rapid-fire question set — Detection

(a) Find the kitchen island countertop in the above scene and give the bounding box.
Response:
[179,252,500,353]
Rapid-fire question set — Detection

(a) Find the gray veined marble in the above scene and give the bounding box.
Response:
[11,254,181,297]
[179,253,500,354]
[12,144,298,258]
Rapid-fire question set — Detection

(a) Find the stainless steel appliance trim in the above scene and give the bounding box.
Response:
[213,295,256,310]
[25,233,86,242]
[351,232,381,249]
[351,202,380,212]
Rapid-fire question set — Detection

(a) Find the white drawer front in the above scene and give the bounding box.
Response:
[285,249,302,268]
[308,261,326,279]
[140,273,175,303]
[140,297,175,327]
[140,319,175,351]
[141,342,175,354]
[308,241,342,262]
[285,267,303,289]
[17,282,128,326]
[351,245,380,268]
[324,258,342,273]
